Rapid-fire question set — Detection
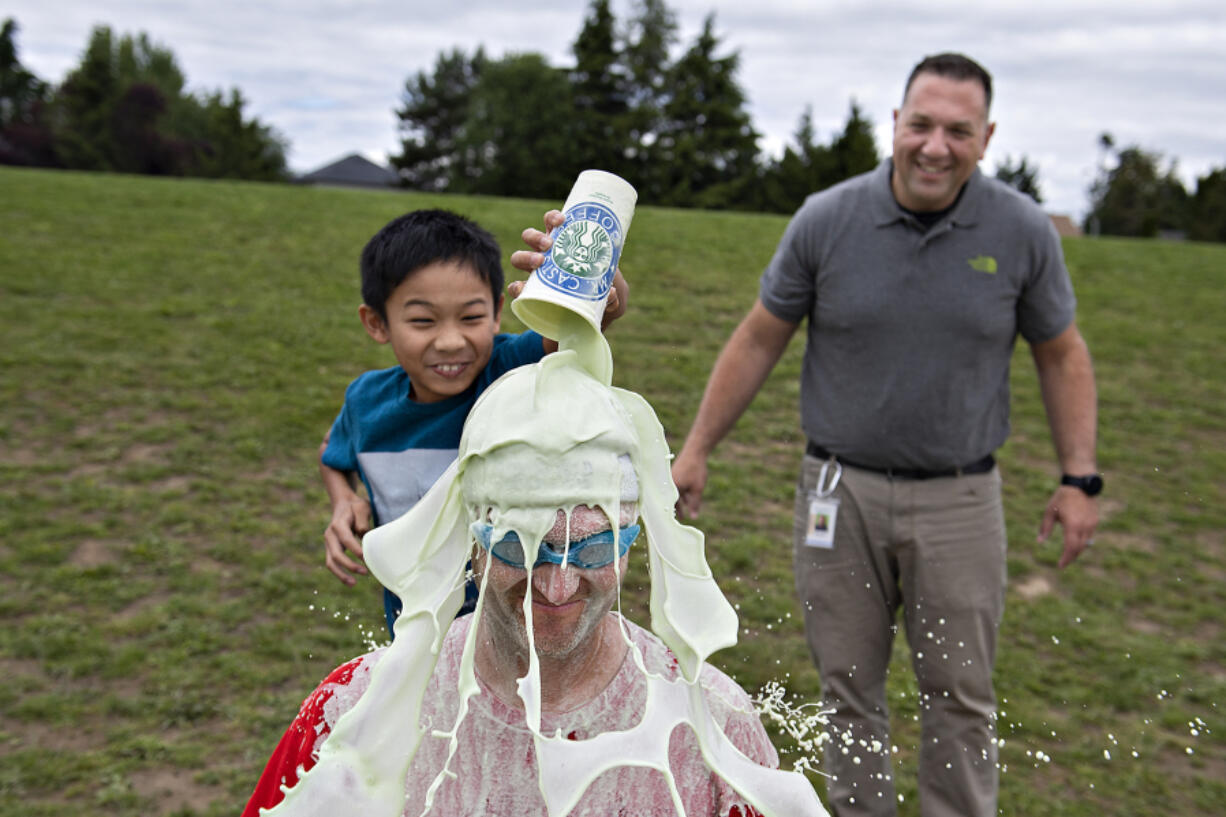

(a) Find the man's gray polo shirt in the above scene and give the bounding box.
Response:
[759,161,1076,470]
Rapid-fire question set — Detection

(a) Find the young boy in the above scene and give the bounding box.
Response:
[319,208,627,637]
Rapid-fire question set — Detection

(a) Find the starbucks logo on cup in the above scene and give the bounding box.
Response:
[536,202,624,301]
[554,221,613,278]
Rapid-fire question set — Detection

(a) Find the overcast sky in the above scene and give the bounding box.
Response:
[8,1,1225,220]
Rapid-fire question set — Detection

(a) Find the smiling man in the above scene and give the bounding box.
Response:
[672,53,1100,817]
[890,65,995,212]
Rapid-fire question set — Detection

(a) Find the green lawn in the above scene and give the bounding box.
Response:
[1,166,1222,816]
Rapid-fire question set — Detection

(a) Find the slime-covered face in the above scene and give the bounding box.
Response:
[475,503,637,660]
[276,264,828,817]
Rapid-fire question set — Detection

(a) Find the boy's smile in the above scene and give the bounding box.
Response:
[360,260,503,404]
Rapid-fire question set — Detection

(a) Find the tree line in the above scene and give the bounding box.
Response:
[3,6,1224,240]
[0,18,286,180]
[1085,133,1226,242]
[391,0,880,215]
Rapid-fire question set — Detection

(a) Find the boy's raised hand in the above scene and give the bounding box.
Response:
[509,209,628,329]
[508,209,564,284]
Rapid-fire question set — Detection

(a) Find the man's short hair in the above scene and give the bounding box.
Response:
[360,209,504,320]
[903,52,993,113]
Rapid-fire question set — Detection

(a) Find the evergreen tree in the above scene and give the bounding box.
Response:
[994,154,1043,203]
[1,19,47,126]
[55,27,194,172]
[792,106,818,158]
[47,24,285,179]
[654,14,758,208]
[1086,146,1188,237]
[1187,167,1226,243]
[110,81,179,174]
[114,31,186,99]
[759,107,830,213]
[54,25,120,170]
[0,18,55,166]
[1086,133,1115,235]
[453,53,575,199]
[619,0,677,183]
[186,88,288,181]
[830,100,878,182]
[570,0,630,176]
[392,48,486,191]
[758,101,879,214]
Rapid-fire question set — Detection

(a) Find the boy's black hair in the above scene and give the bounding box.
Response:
[360,209,504,320]
[904,52,993,114]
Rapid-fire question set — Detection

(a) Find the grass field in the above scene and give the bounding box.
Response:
[1,166,1223,816]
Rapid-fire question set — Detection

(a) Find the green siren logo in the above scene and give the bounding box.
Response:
[536,202,623,300]
[555,221,613,278]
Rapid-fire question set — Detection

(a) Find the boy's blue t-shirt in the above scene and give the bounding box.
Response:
[322,331,545,527]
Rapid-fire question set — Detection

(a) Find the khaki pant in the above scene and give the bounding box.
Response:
[793,455,1006,817]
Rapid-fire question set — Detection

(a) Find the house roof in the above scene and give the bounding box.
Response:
[1049,214,1083,238]
[298,153,398,188]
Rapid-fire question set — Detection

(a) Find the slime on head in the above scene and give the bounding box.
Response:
[262,315,826,817]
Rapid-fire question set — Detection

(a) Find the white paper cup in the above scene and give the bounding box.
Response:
[511,170,637,339]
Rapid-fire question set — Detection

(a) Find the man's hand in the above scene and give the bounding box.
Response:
[1031,324,1098,569]
[1037,485,1099,568]
[508,210,627,329]
[671,446,709,520]
[669,301,799,521]
[324,493,371,585]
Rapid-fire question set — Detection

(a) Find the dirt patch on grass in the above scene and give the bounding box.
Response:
[121,442,176,464]
[70,538,119,567]
[1013,574,1055,601]
[1107,531,1158,553]
[722,438,802,470]
[150,475,193,493]
[716,496,793,529]
[2,718,103,755]
[70,405,147,438]
[1126,615,1164,636]
[1,445,47,467]
[1195,561,1226,583]
[113,590,175,623]
[129,767,225,815]
[1150,735,1226,796]
[1098,497,1126,523]
[0,656,50,681]
[1081,561,1136,590]
[67,461,110,479]
[1197,659,1226,683]
[191,554,235,578]
[998,444,1054,477]
[0,659,108,755]
[1191,616,1223,644]
[1194,527,1224,559]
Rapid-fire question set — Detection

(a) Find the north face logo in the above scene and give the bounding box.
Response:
[968,255,998,274]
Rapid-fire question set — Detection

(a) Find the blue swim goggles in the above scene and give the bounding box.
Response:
[470,522,640,570]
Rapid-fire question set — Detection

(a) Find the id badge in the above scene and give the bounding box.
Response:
[805,494,840,548]
[804,456,842,549]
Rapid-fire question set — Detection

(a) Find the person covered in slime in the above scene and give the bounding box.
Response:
[243,341,827,817]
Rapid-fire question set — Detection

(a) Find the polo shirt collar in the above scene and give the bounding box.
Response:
[870,161,904,227]
[872,159,986,230]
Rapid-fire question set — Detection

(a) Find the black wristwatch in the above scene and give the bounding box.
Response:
[1061,473,1104,497]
